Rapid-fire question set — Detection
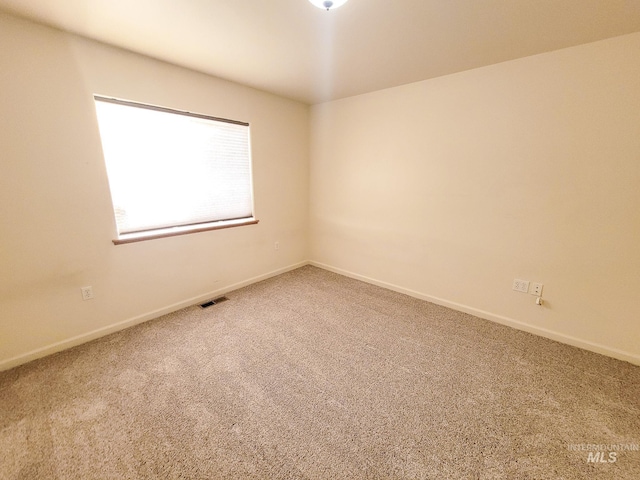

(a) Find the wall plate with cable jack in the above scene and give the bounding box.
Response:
[531,283,544,306]
[531,283,543,297]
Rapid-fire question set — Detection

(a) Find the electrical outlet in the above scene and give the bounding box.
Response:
[81,286,94,301]
[274,241,280,251]
[531,283,543,296]
[512,279,529,293]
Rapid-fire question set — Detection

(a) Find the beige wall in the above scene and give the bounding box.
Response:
[0,13,310,369]
[2,10,639,370]
[310,33,640,364]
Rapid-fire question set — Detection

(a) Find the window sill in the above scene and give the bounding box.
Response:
[112,218,259,245]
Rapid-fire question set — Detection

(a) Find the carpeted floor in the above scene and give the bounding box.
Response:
[1,265,639,479]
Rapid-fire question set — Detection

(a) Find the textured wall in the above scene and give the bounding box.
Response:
[0,13,310,368]
[310,33,640,363]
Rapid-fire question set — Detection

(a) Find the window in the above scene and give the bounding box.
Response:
[93,96,257,244]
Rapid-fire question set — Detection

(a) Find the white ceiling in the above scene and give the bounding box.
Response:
[1,0,640,104]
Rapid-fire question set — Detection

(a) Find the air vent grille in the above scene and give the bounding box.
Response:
[199,296,228,309]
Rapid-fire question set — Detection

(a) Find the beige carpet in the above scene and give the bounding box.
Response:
[1,265,639,479]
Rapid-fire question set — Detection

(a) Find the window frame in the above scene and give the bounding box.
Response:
[93,95,258,244]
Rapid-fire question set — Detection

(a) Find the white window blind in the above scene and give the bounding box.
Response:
[94,96,254,237]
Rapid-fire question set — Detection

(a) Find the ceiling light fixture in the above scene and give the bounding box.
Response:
[308,0,349,11]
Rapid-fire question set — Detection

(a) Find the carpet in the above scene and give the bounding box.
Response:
[1,265,639,479]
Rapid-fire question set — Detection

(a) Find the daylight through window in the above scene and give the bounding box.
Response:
[94,96,256,244]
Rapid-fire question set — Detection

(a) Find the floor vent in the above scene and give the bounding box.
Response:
[199,296,228,309]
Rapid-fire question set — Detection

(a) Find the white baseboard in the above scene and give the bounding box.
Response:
[309,261,640,366]
[0,261,309,372]
[4,259,638,371]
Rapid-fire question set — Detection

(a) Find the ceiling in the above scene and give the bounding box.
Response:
[1,0,640,104]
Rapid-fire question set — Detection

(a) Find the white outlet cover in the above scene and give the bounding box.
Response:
[512,279,529,293]
[81,286,94,300]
